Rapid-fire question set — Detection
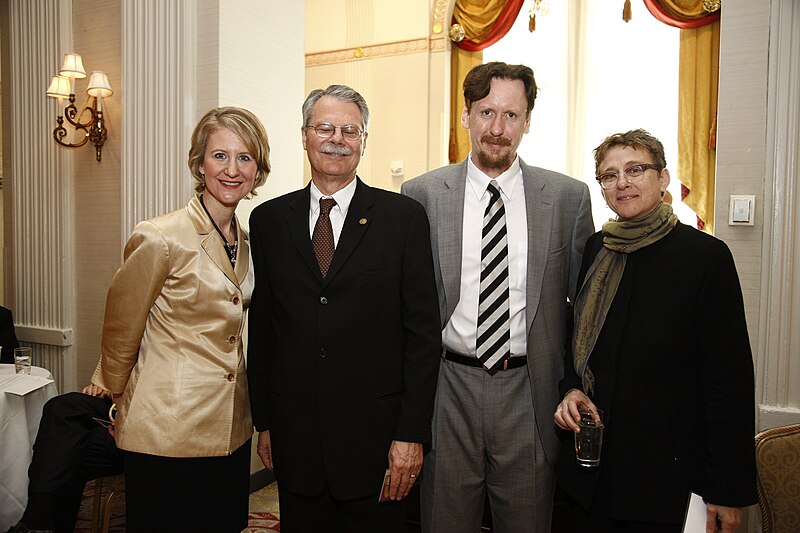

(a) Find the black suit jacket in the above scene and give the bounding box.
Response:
[247,178,441,499]
[0,306,20,364]
[557,223,757,524]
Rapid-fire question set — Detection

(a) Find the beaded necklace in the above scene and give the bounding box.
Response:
[200,195,238,267]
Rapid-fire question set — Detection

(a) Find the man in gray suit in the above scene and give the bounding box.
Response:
[401,62,594,532]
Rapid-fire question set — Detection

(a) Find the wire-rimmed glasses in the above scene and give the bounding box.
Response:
[304,122,364,141]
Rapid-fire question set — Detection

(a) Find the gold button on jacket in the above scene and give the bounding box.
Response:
[93,195,253,458]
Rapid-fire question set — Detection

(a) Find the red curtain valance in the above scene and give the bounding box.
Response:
[453,0,525,52]
[643,0,720,29]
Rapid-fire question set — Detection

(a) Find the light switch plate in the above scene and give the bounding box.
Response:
[728,195,755,226]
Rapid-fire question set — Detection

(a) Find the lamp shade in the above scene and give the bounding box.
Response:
[46,75,72,98]
[86,71,113,98]
[59,53,87,78]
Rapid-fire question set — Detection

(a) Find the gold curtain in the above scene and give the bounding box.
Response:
[643,0,720,231]
[453,0,514,44]
[654,0,717,20]
[677,21,720,233]
[450,47,482,164]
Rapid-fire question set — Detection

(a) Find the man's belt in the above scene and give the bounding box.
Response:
[444,350,527,371]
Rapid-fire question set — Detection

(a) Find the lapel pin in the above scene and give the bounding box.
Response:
[359,218,368,225]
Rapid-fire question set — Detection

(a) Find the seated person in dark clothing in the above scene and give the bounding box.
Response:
[5,383,123,533]
[0,306,20,364]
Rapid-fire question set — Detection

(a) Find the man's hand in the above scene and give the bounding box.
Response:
[82,382,110,398]
[83,382,116,436]
[257,430,274,470]
[386,440,423,500]
[706,503,743,533]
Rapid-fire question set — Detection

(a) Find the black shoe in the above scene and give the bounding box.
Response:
[4,523,55,533]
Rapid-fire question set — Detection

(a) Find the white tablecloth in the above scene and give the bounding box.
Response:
[0,364,58,530]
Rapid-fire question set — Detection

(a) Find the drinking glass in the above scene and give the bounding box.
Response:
[575,407,604,467]
[14,347,32,375]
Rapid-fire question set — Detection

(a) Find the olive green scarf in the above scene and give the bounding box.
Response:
[572,202,678,394]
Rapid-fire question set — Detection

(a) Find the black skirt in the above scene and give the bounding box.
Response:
[123,438,251,533]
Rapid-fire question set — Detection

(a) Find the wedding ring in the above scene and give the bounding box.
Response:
[410,474,417,478]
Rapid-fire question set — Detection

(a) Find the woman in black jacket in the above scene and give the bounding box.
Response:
[554,129,757,533]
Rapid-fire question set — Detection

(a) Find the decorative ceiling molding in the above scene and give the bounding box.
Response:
[305,0,451,67]
[306,36,446,67]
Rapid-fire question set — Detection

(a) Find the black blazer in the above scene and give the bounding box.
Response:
[557,223,757,524]
[247,179,441,500]
[0,306,20,364]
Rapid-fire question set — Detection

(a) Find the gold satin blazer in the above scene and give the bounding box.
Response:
[92,195,254,458]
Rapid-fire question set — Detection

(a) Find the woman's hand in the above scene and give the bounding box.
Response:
[706,503,743,533]
[554,388,597,431]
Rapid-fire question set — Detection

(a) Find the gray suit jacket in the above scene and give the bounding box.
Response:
[401,158,594,463]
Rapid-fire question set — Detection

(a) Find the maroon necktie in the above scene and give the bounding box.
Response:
[312,198,337,277]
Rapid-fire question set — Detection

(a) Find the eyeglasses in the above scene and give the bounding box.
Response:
[304,122,364,141]
[595,163,660,190]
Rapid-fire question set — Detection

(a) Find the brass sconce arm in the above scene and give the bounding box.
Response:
[46,53,112,162]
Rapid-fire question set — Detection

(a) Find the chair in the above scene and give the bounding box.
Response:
[90,474,125,533]
[754,423,800,533]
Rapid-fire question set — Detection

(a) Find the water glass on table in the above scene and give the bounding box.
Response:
[14,347,32,375]
[575,406,604,467]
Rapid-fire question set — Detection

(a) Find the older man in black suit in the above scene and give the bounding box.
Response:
[247,85,441,533]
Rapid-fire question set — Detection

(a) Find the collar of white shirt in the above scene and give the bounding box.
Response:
[465,155,522,203]
[309,177,358,218]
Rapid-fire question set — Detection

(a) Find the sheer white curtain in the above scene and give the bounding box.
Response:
[485,1,695,227]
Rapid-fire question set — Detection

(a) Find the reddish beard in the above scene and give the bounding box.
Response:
[477,134,514,170]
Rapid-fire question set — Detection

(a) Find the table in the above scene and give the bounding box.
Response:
[0,364,58,530]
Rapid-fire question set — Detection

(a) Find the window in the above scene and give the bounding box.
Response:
[485,3,696,227]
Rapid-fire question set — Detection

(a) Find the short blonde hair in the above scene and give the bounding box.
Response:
[188,107,271,196]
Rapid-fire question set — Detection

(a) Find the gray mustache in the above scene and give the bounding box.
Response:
[320,143,353,156]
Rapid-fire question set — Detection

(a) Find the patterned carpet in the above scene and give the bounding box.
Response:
[245,512,280,532]
[73,478,280,532]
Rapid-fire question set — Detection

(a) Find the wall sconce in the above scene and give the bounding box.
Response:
[46,52,113,162]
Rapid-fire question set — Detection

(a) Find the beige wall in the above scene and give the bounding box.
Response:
[716,0,770,357]
[73,0,122,384]
[718,0,800,433]
[218,0,306,226]
[304,0,451,191]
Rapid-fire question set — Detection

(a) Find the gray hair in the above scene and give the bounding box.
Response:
[593,128,667,174]
[302,84,370,132]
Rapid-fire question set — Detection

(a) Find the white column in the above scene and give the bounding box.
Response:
[6,0,76,391]
[121,0,197,239]
[758,0,800,430]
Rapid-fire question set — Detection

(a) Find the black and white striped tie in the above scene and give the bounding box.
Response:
[477,180,511,371]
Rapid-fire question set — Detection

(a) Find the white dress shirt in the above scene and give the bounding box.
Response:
[309,178,357,246]
[442,156,528,358]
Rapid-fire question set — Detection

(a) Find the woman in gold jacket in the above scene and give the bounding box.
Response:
[92,107,270,532]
